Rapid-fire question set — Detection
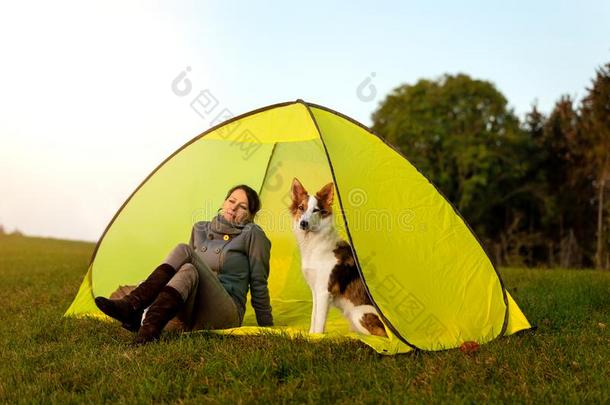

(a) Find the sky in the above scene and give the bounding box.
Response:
[0,0,609,242]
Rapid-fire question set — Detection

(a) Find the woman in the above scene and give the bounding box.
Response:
[95,184,273,344]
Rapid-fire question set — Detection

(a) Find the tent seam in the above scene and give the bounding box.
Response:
[300,100,421,351]
[257,142,278,199]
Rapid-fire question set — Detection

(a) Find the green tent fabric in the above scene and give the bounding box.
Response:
[65,100,531,354]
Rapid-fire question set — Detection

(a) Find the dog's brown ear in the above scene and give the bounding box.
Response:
[291,178,307,201]
[316,182,334,207]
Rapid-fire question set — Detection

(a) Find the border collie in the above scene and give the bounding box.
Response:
[290,178,387,337]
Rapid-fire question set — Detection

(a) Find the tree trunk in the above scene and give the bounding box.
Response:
[596,172,606,270]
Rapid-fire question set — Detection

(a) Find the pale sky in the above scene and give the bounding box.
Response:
[1,0,609,242]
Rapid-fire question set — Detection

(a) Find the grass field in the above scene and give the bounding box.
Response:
[0,233,608,403]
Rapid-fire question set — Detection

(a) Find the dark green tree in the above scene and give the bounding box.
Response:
[515,104,550,265]
[533,96,593,267]
[580,63,610,270]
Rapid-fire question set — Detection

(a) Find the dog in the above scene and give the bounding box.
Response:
[290,178,387,337]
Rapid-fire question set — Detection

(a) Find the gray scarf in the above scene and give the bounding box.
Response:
[209,214,250,236]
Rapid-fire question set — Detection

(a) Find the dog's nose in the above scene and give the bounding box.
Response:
[300,220,309,230]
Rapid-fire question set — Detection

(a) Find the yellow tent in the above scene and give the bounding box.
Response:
[65,100,531,354]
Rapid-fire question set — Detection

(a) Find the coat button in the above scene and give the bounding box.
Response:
[201,246,207,252]
[214,248,221,254]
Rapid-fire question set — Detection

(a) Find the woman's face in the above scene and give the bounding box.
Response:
[222,188,251,224]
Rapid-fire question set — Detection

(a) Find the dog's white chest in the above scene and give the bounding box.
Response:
[295,229,340,289]
[300,250,336,289]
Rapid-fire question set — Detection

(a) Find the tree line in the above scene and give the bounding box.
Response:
[0,225,22,236]
[372,63,610,270]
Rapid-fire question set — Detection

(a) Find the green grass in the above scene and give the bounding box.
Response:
[0,234,608,403]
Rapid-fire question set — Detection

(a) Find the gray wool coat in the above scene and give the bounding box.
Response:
[189,215,273,326]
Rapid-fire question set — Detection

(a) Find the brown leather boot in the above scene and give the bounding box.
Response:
[95,263,176,332]
[134,286,184,345]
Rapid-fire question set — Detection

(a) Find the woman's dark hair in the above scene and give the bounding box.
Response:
[225,184,261,218]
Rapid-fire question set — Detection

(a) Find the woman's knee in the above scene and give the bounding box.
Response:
[173,243,193,257]
[177,263,199,284]
[163,243,193,268]
[178,262,197,276]
[167,263,198,301]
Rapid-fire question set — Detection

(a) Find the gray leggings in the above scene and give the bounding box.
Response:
[162,243,240,331]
